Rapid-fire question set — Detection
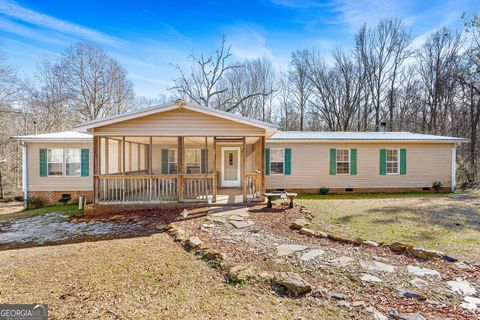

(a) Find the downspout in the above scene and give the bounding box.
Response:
[21,142,28,207]
[451,144,456,192]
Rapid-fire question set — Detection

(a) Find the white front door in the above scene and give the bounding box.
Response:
[221,147,240,187]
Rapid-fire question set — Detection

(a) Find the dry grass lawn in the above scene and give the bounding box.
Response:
[0,233,332,320]
[300,192,480,263]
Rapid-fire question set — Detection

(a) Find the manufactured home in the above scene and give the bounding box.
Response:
[13,101,468,205]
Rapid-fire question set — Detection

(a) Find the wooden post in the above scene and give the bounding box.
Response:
[212,137,217,203]
[242,137,247,202]
[105,138,109,174]
[93,133,98,204]
[261,136,266,202]
[149,137,153,201]
[178,136,184,202]
[98,137,102,175]
[122,136,126,202]
[128,142,132,172]
[204,136,208,173]
[149,137,153,175]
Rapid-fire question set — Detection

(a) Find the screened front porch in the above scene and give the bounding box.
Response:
[93,136,265,204]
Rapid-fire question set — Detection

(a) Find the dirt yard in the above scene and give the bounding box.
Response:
[0,232,344,320]
[299,191,480,263]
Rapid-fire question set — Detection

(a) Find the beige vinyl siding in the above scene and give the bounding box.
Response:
[265,142,453,189]
[94,108,265,136]
[27,142,93,192]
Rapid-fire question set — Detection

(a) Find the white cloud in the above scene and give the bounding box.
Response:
[226,24,273,60]
[0,0,122,45]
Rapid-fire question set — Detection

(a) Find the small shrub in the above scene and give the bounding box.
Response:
[26,196,44,209]
[432,181,443,192]
[319,187,330,195]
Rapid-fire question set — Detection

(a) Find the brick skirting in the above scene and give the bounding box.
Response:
[28,191,94,205]
[267,187,451,194]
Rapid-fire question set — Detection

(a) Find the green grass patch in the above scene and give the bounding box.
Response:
[26,203,80,216]
[296,191,449,200]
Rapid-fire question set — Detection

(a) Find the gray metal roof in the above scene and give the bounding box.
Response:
[268,131,468,143]
[12,131,93,142]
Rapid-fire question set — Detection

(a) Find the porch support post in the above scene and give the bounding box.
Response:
[149,137,153,175]
[105,137,109,174]
[212,137,217,202]
[242,137,247,203]
[122,136,126,202]
[261,136,266,202]
[178,136,184,202]
[93,133,98,204]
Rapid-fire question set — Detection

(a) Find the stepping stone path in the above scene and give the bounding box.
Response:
[360,260,396,273]
[326,256,355,267]
[461,296,480,310]
[409,277,428,289]
[407,265,440,277]
[230,220,254,229]
[360,274,383,283]
[300,249,325,261]
[447,279,477,296]
[276,244,308,257]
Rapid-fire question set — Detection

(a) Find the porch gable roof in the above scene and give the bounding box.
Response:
[73,100,278,134]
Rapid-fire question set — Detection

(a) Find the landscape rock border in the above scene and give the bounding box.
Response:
[290,205,473,266]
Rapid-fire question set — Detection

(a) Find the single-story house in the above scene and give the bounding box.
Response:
[12,100,468,206]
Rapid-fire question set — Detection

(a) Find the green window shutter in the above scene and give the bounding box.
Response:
[39,148,47,177]
[350,149,357,175]
[81,149,89,177]
[161,149,169,174]
[379,149,387,175]
[400,148,407,175]
[201,149,207,174]
[329,148,336,175]
[284,148,291,175]
[265,148,270,176]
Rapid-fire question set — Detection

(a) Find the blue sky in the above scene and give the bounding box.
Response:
[0,0,477,98]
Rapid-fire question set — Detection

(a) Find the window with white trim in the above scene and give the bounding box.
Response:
[65,149,81,176]
[185,149,201,174]
[47,149,63,176]
[270,148,284,175]
[336,149,350,174]
[47,148,81,176]
[386,149,399,174]
[168,149,178,174]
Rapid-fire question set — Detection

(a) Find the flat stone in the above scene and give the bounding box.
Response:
[327,256,355,267]
[447,279,477,296]
[396,288,426,300]
[360,274,383,283]
[410,248,444,260]
[300,249,325,261]
[441,255,458,262]
[290,218,310,230]
[276,244,309,257]
[229,220,254,229]
[210,207,250,218]
[186,236,202,248]
[272,272,312,296]
[337,301,351,309]
[227,265,257,284]
[407,266,440,277]
[454,261,474,270]
[360,260,396,273]
[365,307,388,320]
[228,215,245,221]
[409,278,428,289]
[461,296,480,310]
[352,301,366,308]
[398,313,426,320]
[363,240,380,247]
[389,242,413,253]
[330,292,347,300]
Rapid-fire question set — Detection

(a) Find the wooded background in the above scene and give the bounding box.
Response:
[1,15,479,196]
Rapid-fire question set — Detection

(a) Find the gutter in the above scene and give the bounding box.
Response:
[266,139,469,144]
[21,142,28,208]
